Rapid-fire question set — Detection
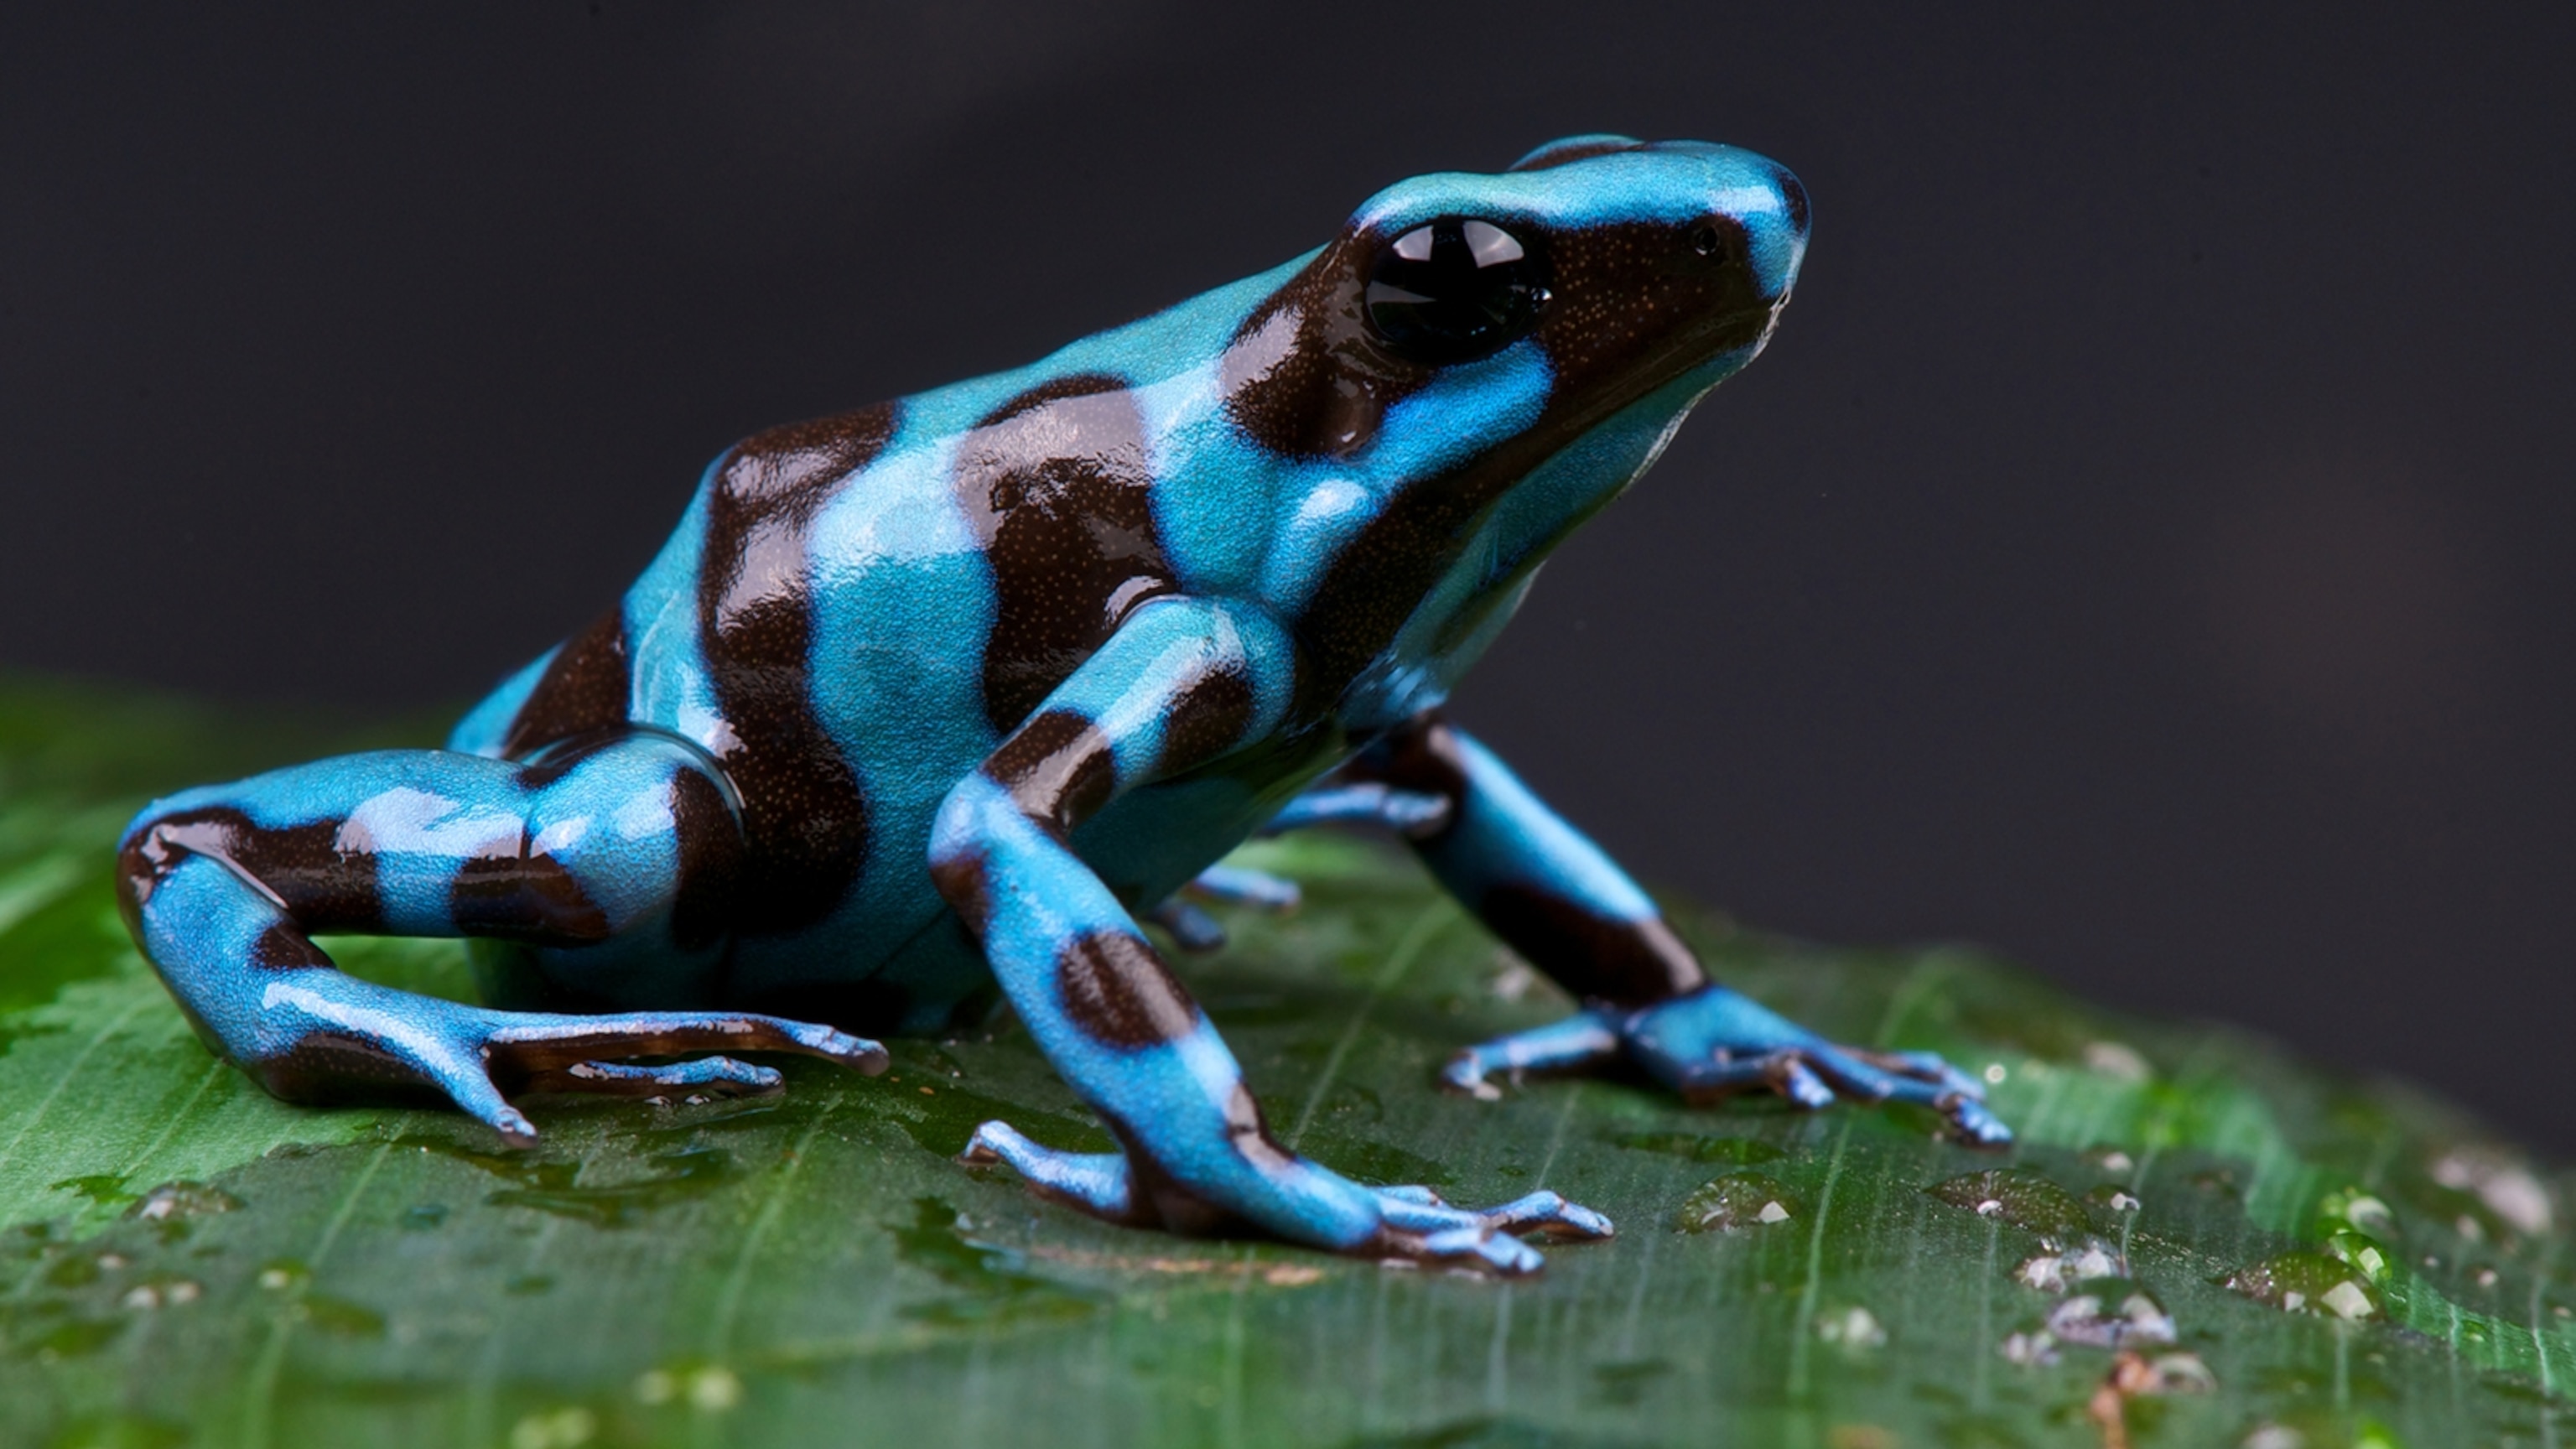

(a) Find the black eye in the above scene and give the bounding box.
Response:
[1363,217,1550,365]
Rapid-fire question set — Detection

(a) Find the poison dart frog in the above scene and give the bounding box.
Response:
[116,136,2008,1275]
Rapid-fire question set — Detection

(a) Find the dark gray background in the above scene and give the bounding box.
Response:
[6,5,2571,1147]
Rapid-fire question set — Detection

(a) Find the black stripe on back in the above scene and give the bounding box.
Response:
[953,386,1176,731]
[697,402,897,935]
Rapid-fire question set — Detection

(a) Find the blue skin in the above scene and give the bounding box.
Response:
[116,137,2007,1275]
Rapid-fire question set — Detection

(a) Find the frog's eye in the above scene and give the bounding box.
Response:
[1363,217,1550,366]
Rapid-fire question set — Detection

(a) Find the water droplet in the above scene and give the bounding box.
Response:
[690,1366,743,1410]
[2017,1240,2123,1292]
[2314,1186,2397,1237]
[2122,1350,2215,1395]
[2082,1041,2152,1082]
[1925,1168,2092,1247]
[1815,1306,1886,1348]
[2001,1330,2056,1366]
[510,1405,598,1449]
[1675,1174,1799,1233]
[2430,1147,2554,1235]
[127,1182,241,1224]
[2086,1146,2137,1175]
[2224,1250,2378,1319]
[2045,1279,2175,1348]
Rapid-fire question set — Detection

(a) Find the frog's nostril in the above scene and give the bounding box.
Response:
[1690,223,1723,257]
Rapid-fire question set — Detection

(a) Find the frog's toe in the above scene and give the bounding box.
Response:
[1259,782,1452,839]
[961,1119,1142,1223]
[1146,897,1229,953]
[518,1055,785,1100]
[1424,1227,1547,1276]
[1365,1183,1615,1274]
[1438,1010,1623,1100]
[1616,984,2016,1147]
[1184,863,1301,911]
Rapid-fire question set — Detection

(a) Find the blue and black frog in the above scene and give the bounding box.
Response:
[115,136,2007,1275]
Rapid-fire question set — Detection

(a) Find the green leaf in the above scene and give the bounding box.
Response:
[2,678,2568,1448]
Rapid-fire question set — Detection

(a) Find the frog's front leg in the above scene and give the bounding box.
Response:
[1343,713,2011,1147]
[115,731,887,1143]
[930,600,1612,1274]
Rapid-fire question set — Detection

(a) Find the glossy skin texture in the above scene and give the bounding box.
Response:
[116,137,2007,1275]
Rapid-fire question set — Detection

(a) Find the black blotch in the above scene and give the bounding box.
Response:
[696,402,898,937]
[984,709,1114,833]
[667,765,742,954]
[502,609,631,760]
[1055,931,1198,1048]
[448,847,613,945]
[1476,883,1706,1006]
[248,922,332,972]
[976,371,1127,429]
[954,388,1177,731]
[117,808,382,933]
[1774,166,1810,236]
[1159,668,1254,776]
[1347,717,1704,1005]
[1219,247,1433,460]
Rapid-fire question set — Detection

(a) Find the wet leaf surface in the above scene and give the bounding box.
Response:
[1,679,2570,1448]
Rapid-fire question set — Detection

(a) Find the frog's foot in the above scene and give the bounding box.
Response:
[1441,984,2012,1148]
[1147,863,1304,954]
[460,1008,887,1141]
[246,974,889,1145]
[960,1121,1613,1276]
[1362,1184,1615,1275]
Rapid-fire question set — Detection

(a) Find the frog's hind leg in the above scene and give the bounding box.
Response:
[115,730,886,1143]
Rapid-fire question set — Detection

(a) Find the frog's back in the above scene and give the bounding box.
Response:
[446,267,1308,1012]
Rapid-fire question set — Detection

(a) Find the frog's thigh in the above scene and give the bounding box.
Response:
[115,733,877,1137]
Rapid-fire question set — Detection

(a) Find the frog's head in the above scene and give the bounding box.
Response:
[1221,134,1808,471]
